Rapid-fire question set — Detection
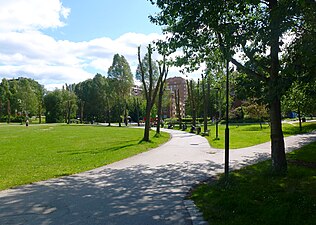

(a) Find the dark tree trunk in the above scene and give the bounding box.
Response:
[156,67,168,134]
[124,102,128,126]
[175,89,182,129]
[136,98,140,126]
[138,45,166,142]
[270,97,287,173]
[269,0,287,174]
[197,79,200,118]
[187,80,197,126]
[143,103,151,141]
[202,75,208,133]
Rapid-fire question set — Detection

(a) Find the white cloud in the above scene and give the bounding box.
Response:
[0,0,70,31]
[0,30,168,90]
[0,0,199,90]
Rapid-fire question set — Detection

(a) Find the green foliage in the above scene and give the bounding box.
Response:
[44,90,64,123]
[0,124,170,190]
[108,54,134,125]
[74,74,109,122]
[282,81,316,117]
[0,78,45,123]
[191,141,316,225]
[149,0,314,173]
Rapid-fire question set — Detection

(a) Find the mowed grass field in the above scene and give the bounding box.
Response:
[208,122,316,149]
[0,124,170,190]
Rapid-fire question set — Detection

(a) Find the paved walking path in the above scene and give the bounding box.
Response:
[1,129,316,225]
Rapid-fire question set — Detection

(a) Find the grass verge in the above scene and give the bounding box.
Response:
[207,122,316,149]
[191,141,316,225]
[0,124,169,190]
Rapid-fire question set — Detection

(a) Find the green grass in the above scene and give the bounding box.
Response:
[191,141,316,225]
[0,124,169,190]
[206,122,316,149]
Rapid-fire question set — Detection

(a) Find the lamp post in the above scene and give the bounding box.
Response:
[225,59,230,179]
[214,87,220,140]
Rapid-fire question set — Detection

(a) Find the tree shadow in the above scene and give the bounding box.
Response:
[0,161,223,225]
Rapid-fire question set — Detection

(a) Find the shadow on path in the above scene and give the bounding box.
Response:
[0,161,222,225]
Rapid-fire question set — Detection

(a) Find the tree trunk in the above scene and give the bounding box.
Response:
[143,104,151,141]
[175,89,182,129]
[269,0,287,174]
[7,99,11,124]
[298,104,302,132]
[38,104,42,124]
[202,75,208,133]
[270,98,287,173]
[136,98,140,126]
[187,80,197,127]
[80,100,84,124]
[67,100,71,124]
[124,102,128,126]
[156,86,163,134]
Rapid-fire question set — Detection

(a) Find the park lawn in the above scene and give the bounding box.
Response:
[191,141,316,225]
[208,122,316,149]
[0,124,169,190]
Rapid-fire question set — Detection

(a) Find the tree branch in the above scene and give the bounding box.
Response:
[137,46,149,101]
[230,57,268,81]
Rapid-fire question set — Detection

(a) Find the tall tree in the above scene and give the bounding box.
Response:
[108,54,134,126]
[149,0,312,173]
[62,84,78,124]
[137,45,165,141]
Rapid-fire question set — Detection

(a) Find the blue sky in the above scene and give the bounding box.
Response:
[0,0,191,90]
[45,0,161,41]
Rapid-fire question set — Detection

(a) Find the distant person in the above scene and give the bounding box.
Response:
[26,119,29,127]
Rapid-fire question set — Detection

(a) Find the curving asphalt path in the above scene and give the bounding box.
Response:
[1,128,316,225]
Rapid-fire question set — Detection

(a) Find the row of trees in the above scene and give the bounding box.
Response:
[149,0,316,173]
[1,58,314,129]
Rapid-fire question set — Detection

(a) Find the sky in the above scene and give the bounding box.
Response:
[0,0,190,90]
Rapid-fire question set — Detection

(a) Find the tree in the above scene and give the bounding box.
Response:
[44,90,64,123]
[74,74,108,123]
[149,0,312,173]
[156,56,169,134]
[108,54,134,126]
[1,79,11,123]
[282,81,316,131]
[62,84,78,124]
[137,45,166,141]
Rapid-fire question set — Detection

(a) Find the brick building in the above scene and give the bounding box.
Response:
[165,76,188,118]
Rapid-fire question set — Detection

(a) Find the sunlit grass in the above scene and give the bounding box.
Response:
[191,141,316,225]
[0,124,169,190]
[206,122,316,149]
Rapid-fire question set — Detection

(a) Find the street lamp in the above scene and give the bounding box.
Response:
[214,87,220,140]
[225,59,230,179]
